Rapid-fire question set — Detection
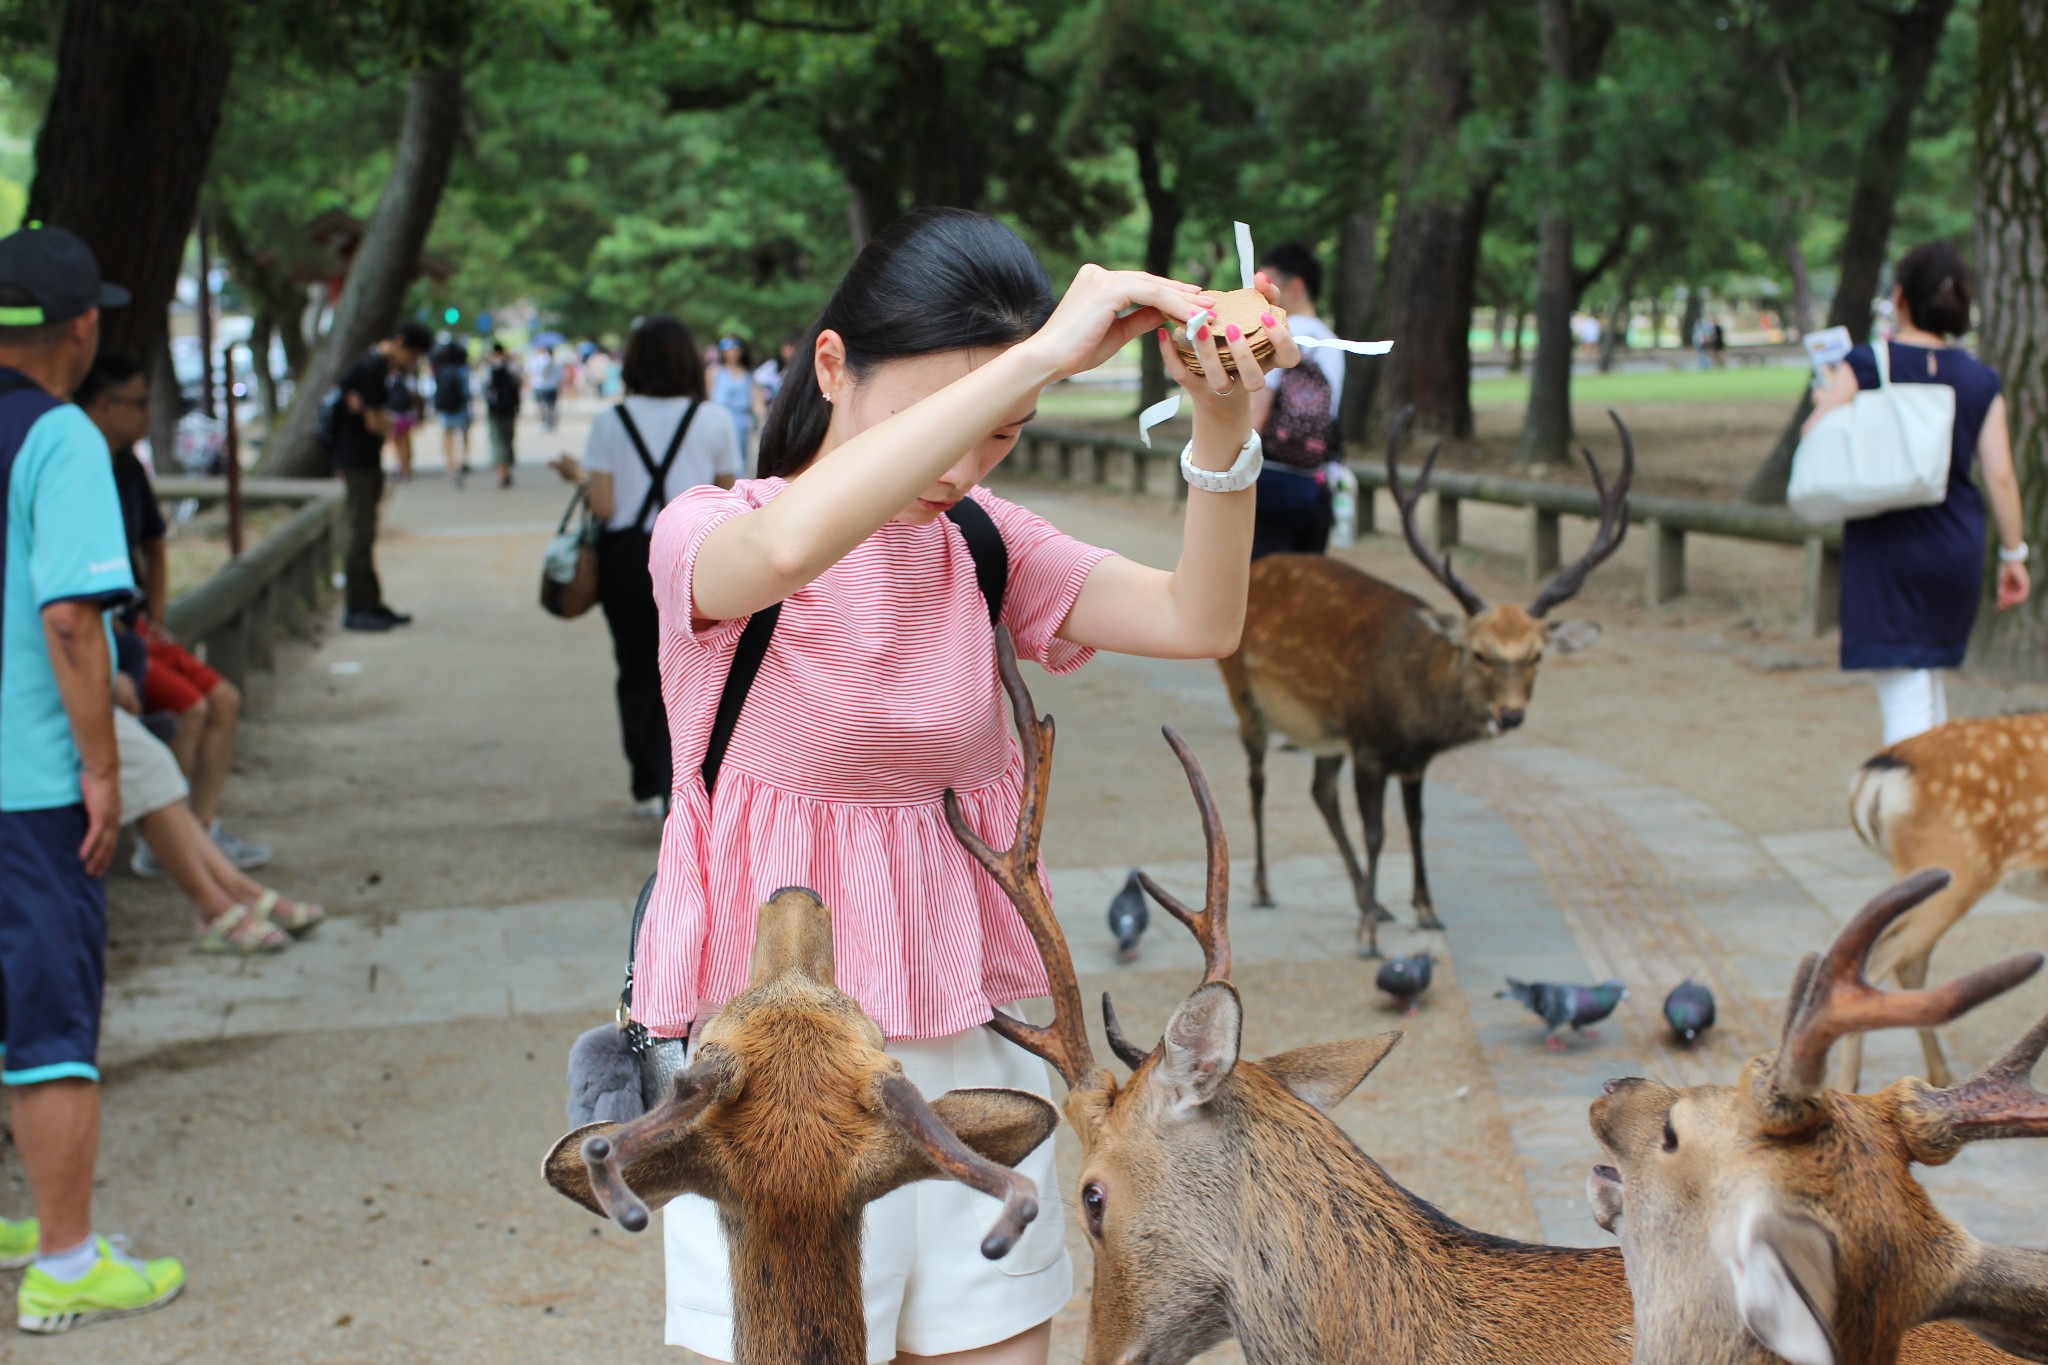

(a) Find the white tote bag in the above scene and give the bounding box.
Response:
[1787,340,1956,524]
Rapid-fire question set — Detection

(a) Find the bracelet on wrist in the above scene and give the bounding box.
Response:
[2000,542,2029,564]
[1181,430,1263,494]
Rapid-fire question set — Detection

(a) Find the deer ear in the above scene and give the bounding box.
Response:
[1722,1195,1839,1365]
[1259,1032,1403,1112]
[924,1087,1059,1168]
[1931,1244,2048,1359]
[1545,619,1602,653]
[1416,608,1467,644]
[1155,982,1242,1115]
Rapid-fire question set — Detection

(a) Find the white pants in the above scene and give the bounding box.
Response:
[113,708,190,824]
[1872,668,1949,746]
[663,1019,1072,1362]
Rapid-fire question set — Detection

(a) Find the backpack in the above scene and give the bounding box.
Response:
[313,385,344,450]
[433,363,470,413]
[486,366,521,416]
[1261,360,1338,469]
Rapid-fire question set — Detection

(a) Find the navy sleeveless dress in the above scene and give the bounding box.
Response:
[1838,341,2002,670]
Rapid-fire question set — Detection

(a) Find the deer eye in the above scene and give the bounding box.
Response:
[1081,1181,1107,1238]
[1661,1117,1680,1153]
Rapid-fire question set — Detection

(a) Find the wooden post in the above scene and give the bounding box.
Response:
[1527,507,1561,580]
[1803,536,1842,636]
[247,582,275,671]
[207,614,248,690]
[1057,441,1073,481]
[1132,449,1148,497]
[1356,484,1376,535]
[1647,519,1686,604]
[1434,493,1460,550]
[1091,444,1109,485]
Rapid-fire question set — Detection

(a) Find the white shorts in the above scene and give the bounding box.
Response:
[113,708,189,825]
[663,1018,1072,1361]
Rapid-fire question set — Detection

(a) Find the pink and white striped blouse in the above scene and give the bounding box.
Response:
[636,477,1115,1040]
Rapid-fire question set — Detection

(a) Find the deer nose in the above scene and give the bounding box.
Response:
[1497,707,1526,730]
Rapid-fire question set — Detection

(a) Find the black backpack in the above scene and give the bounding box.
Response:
[1261,360,1338,469]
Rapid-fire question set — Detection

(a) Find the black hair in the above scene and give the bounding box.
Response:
[393,320,435,353]
[75,352,143,407]
[757,207,1054,479]
[1894,241,1973,338]
[489,341,507,356]
[622,314,706,399]
[1259,242,1323,303]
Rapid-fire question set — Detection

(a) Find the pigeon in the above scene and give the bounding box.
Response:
[1663,978,1716,1046]
[1376,952,1435,1016]
[1107,870,1149,964]
[1497,977,1627,1050]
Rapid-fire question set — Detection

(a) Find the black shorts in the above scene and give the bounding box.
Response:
[1250,465,1334,559]
[0,805,107,1085]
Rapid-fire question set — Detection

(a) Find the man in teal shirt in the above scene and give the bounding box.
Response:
[0,224,183,1332]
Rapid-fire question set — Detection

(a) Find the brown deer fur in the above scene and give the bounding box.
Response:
[1588,874,2048,1365]
[1219,412,1628,957]
[1843,713,2048,1089]
[542,888,1057,1365]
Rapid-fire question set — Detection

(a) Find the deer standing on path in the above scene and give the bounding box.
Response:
[953,632,2023,1365]
[1590,869,2048,1365]
[1844,712,2048,1090]
[1218,409,1634,957]
[541,887,1056,1365]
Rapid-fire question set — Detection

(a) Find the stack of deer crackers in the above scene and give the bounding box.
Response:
[1175,288,1286,379]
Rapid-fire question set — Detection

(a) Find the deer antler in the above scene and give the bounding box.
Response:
[1528,410,1637,619]
[876,1073,1042,1259]
[577,1046,738,1231]
[944,627,1106,1095]
[1902,1010,2048,1163]
[1134,726,1232,986]
[1757,870,2045,1134]
[1386,405,1487,618]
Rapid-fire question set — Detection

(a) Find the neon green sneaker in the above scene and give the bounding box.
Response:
[0,1218,34,1270]
[16,1236,183,1334]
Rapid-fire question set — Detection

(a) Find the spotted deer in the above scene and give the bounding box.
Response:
[1589,870,2048,1365]
[541,887,1056,1365]
[951,632,2012,1365]
[1843,712,2048,1089]
[1219,408,1634,957]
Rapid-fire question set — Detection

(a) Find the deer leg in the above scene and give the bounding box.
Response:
[1400,774,1443,930]
[1311,756,1375,916]
[1353,760,1394,959]
[1242,721,1275,908]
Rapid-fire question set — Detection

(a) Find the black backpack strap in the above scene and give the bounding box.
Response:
[697,498,1010,799]
[616,401,702,533]
[616,871,659,1046]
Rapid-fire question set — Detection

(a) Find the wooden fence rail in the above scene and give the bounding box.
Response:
[1016,423,1842,635]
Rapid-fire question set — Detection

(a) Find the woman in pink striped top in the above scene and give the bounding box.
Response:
[644,208,1298,1364]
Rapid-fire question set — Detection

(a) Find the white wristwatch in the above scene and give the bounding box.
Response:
[1180,430,1263,494]
[2000,542,2030,564]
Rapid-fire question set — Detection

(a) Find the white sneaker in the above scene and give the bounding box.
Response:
[130,842,167,879]
[210,823,273,870]
[632,796,669,820]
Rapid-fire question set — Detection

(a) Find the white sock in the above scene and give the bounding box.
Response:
[1872,669,1946,746]
[35,1236,99,1282]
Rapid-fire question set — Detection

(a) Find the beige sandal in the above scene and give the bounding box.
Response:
[194,903,288,955]
[253,888,324,937]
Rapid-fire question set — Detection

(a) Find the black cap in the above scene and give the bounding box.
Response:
[0,224,130,326]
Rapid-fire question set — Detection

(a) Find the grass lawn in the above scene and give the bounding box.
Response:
[1471,365,1809,409]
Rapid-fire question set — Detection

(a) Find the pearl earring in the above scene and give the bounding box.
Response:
[822,391,834,404]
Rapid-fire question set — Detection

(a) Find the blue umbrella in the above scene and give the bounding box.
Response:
[534,329,566,348]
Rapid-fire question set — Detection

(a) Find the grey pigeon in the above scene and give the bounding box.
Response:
[1376,952,1434,1016]
[1497,977,1627,1050]
[1663,978,1716,1046]
[1108,870,1149,964]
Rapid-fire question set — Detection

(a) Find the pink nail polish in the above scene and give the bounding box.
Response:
[1196,325,1211,342]
[1226,323,1243,343]
[1260,312,1278,328]
[1156,327,1169,341]
[1207,309,1218,322]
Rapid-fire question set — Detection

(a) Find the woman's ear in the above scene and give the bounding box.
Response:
[813,329,850,403]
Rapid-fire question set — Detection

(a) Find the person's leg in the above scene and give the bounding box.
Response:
[185,680,240,829]
[164,692,207,778]
[10,1081,97,1253]
[896,1321,1051,1364]
[342,466,384,615]
[136,806,240,922]
[596,532,672,802]
[1872,668,1942,745]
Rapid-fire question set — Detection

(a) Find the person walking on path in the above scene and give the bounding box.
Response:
[0,223,185,1332]
[74,354,272,874]
[484,341,521,488]
[708,335,755,465]
[638,207,1291,1364]
[333,320,431,632]
[1804,241,2029,743]
[527,342,562,433]
[430,337,473,485]
[1245,241,1343,557]
[551,316,742,817]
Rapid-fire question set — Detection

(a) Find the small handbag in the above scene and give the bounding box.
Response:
[566,874,689,1125]
[1787,339,1956,525]
[540,487,601,619]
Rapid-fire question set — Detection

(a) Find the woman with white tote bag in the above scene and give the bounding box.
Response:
[1803,242,2030,744]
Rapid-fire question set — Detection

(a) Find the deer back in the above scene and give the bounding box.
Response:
[1854,714,2048,882]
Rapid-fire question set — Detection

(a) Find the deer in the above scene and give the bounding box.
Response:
[950,630,2017,1365]
[1842,712,2048,1090]
[1218,407,1634,957]
[1588,868,2048,1365]
[541,886,1057,1365]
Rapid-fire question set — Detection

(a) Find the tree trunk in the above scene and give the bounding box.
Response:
[25,0,234,377]
[1517,0,1578,463]
[1744,0,1960,503]
[250,313,279,424]
[1371,0,1486,439]
[1508,301,1527,372]
[1967,0,2048,676]
[1599,287,1631,372]
[1783,207,1815,337]
[211,198,312,387]
[1336,202,1379,444]
[1135,134,1183,413]
[259,60,465,476]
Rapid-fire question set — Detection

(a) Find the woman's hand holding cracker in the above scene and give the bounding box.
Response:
[1021,264,1215,383]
